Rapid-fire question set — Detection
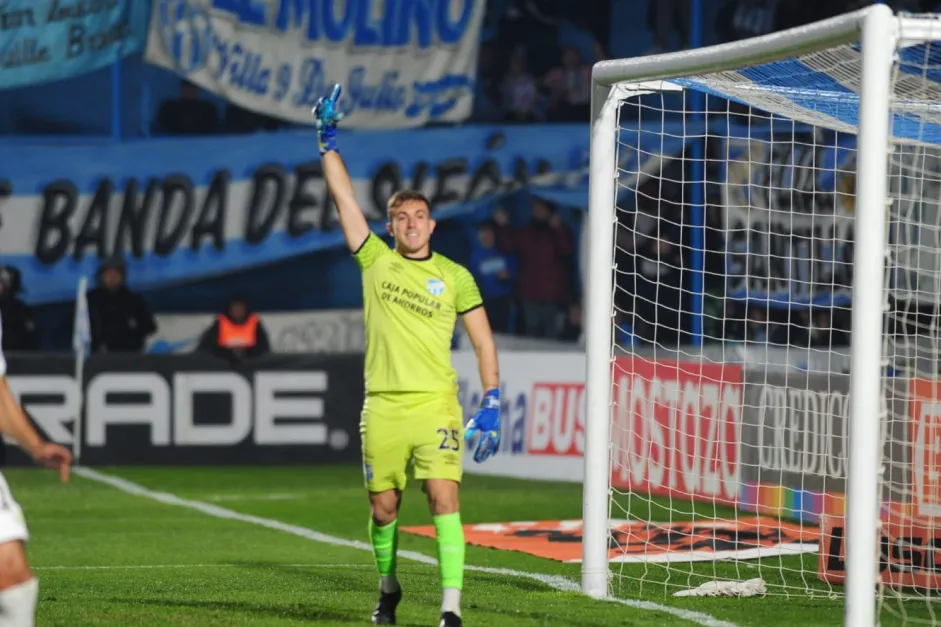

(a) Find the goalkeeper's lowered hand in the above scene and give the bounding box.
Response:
[464,389,501,463]
[311,83,344,155]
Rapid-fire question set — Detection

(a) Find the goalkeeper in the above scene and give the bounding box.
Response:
[313,85,501,627]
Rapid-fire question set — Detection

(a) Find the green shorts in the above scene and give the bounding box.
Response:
[360,391,464,493]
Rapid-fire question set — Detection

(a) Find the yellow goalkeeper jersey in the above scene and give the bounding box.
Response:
[354,234,483,394]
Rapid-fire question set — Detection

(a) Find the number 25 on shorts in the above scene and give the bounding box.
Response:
[437,428,460,451]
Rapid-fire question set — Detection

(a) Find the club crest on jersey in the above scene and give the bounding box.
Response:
[426,279,445,297]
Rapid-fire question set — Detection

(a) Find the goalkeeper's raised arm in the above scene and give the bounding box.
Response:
[313,85,369,252]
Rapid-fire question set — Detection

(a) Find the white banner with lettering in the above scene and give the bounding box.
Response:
[144,0,485,129]
[722,131,941,308]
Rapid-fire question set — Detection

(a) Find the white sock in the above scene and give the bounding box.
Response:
[441,587,461,616]
[380,575,400,594]
[0,578,37,627]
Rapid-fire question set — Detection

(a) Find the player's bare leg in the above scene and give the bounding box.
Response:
[369,489,403,625]
[425,479,464,627]
[0,541,37,627]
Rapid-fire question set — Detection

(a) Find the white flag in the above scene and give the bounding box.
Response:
[72,277,91,357]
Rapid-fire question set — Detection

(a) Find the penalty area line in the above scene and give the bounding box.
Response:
[72,467,743,627]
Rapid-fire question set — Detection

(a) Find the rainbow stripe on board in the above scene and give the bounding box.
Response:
[738,482,846,524]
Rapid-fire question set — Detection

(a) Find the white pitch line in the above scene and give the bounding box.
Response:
[72,467,744,627]
[202,493,306,502]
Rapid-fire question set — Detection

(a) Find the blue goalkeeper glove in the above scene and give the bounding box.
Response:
[311,83,344,155]
[464,389,501,463]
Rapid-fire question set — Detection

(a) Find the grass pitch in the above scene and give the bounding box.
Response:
[7,465,932,626]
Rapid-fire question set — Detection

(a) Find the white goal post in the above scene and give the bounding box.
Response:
[582,4,941,626]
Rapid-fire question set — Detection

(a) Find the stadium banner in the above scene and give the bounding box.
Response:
[610,357,744,505]
[721,129,857,309]
[148,309,365,354]
[453,350,587,482]
[739,370,910,523]
[143,0,485,129]
[0,352,364,466]
[887,145,941,307]
[0,125,593,304]
[0,0,149,89]
[722,129,941,308]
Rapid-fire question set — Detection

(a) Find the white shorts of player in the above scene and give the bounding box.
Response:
[0,473,28,545]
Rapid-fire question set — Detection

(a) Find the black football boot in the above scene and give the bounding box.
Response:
[371,588,402,625]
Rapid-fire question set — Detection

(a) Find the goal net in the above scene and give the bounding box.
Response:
[582,6,941,626]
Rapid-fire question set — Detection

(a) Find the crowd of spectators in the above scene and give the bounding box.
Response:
[468,200,578,340]
[472,1,603,124]
[0,257,276,361]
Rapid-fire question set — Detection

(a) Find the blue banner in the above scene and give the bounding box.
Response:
[0,0,149,89]
[0,125,595,304]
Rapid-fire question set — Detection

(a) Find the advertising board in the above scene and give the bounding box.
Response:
[453,351,586,482]
[740,370,910,522]
[456,352,744,507]
[611,358,744,504]
[820,503,941,589]
[911,379,941,520]
[740,371,927,588]
[2,353,364,466]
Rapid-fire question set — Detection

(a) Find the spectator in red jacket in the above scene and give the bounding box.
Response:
[493,199,574,338]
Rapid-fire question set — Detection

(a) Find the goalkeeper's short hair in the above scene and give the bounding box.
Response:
[387,190,431,217]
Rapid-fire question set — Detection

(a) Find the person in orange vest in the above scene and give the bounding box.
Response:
[197,296,271,362]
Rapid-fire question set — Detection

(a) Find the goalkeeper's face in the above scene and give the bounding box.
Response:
[388,200,436,256]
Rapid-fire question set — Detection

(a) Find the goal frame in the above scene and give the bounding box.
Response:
[581,5,899,626]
